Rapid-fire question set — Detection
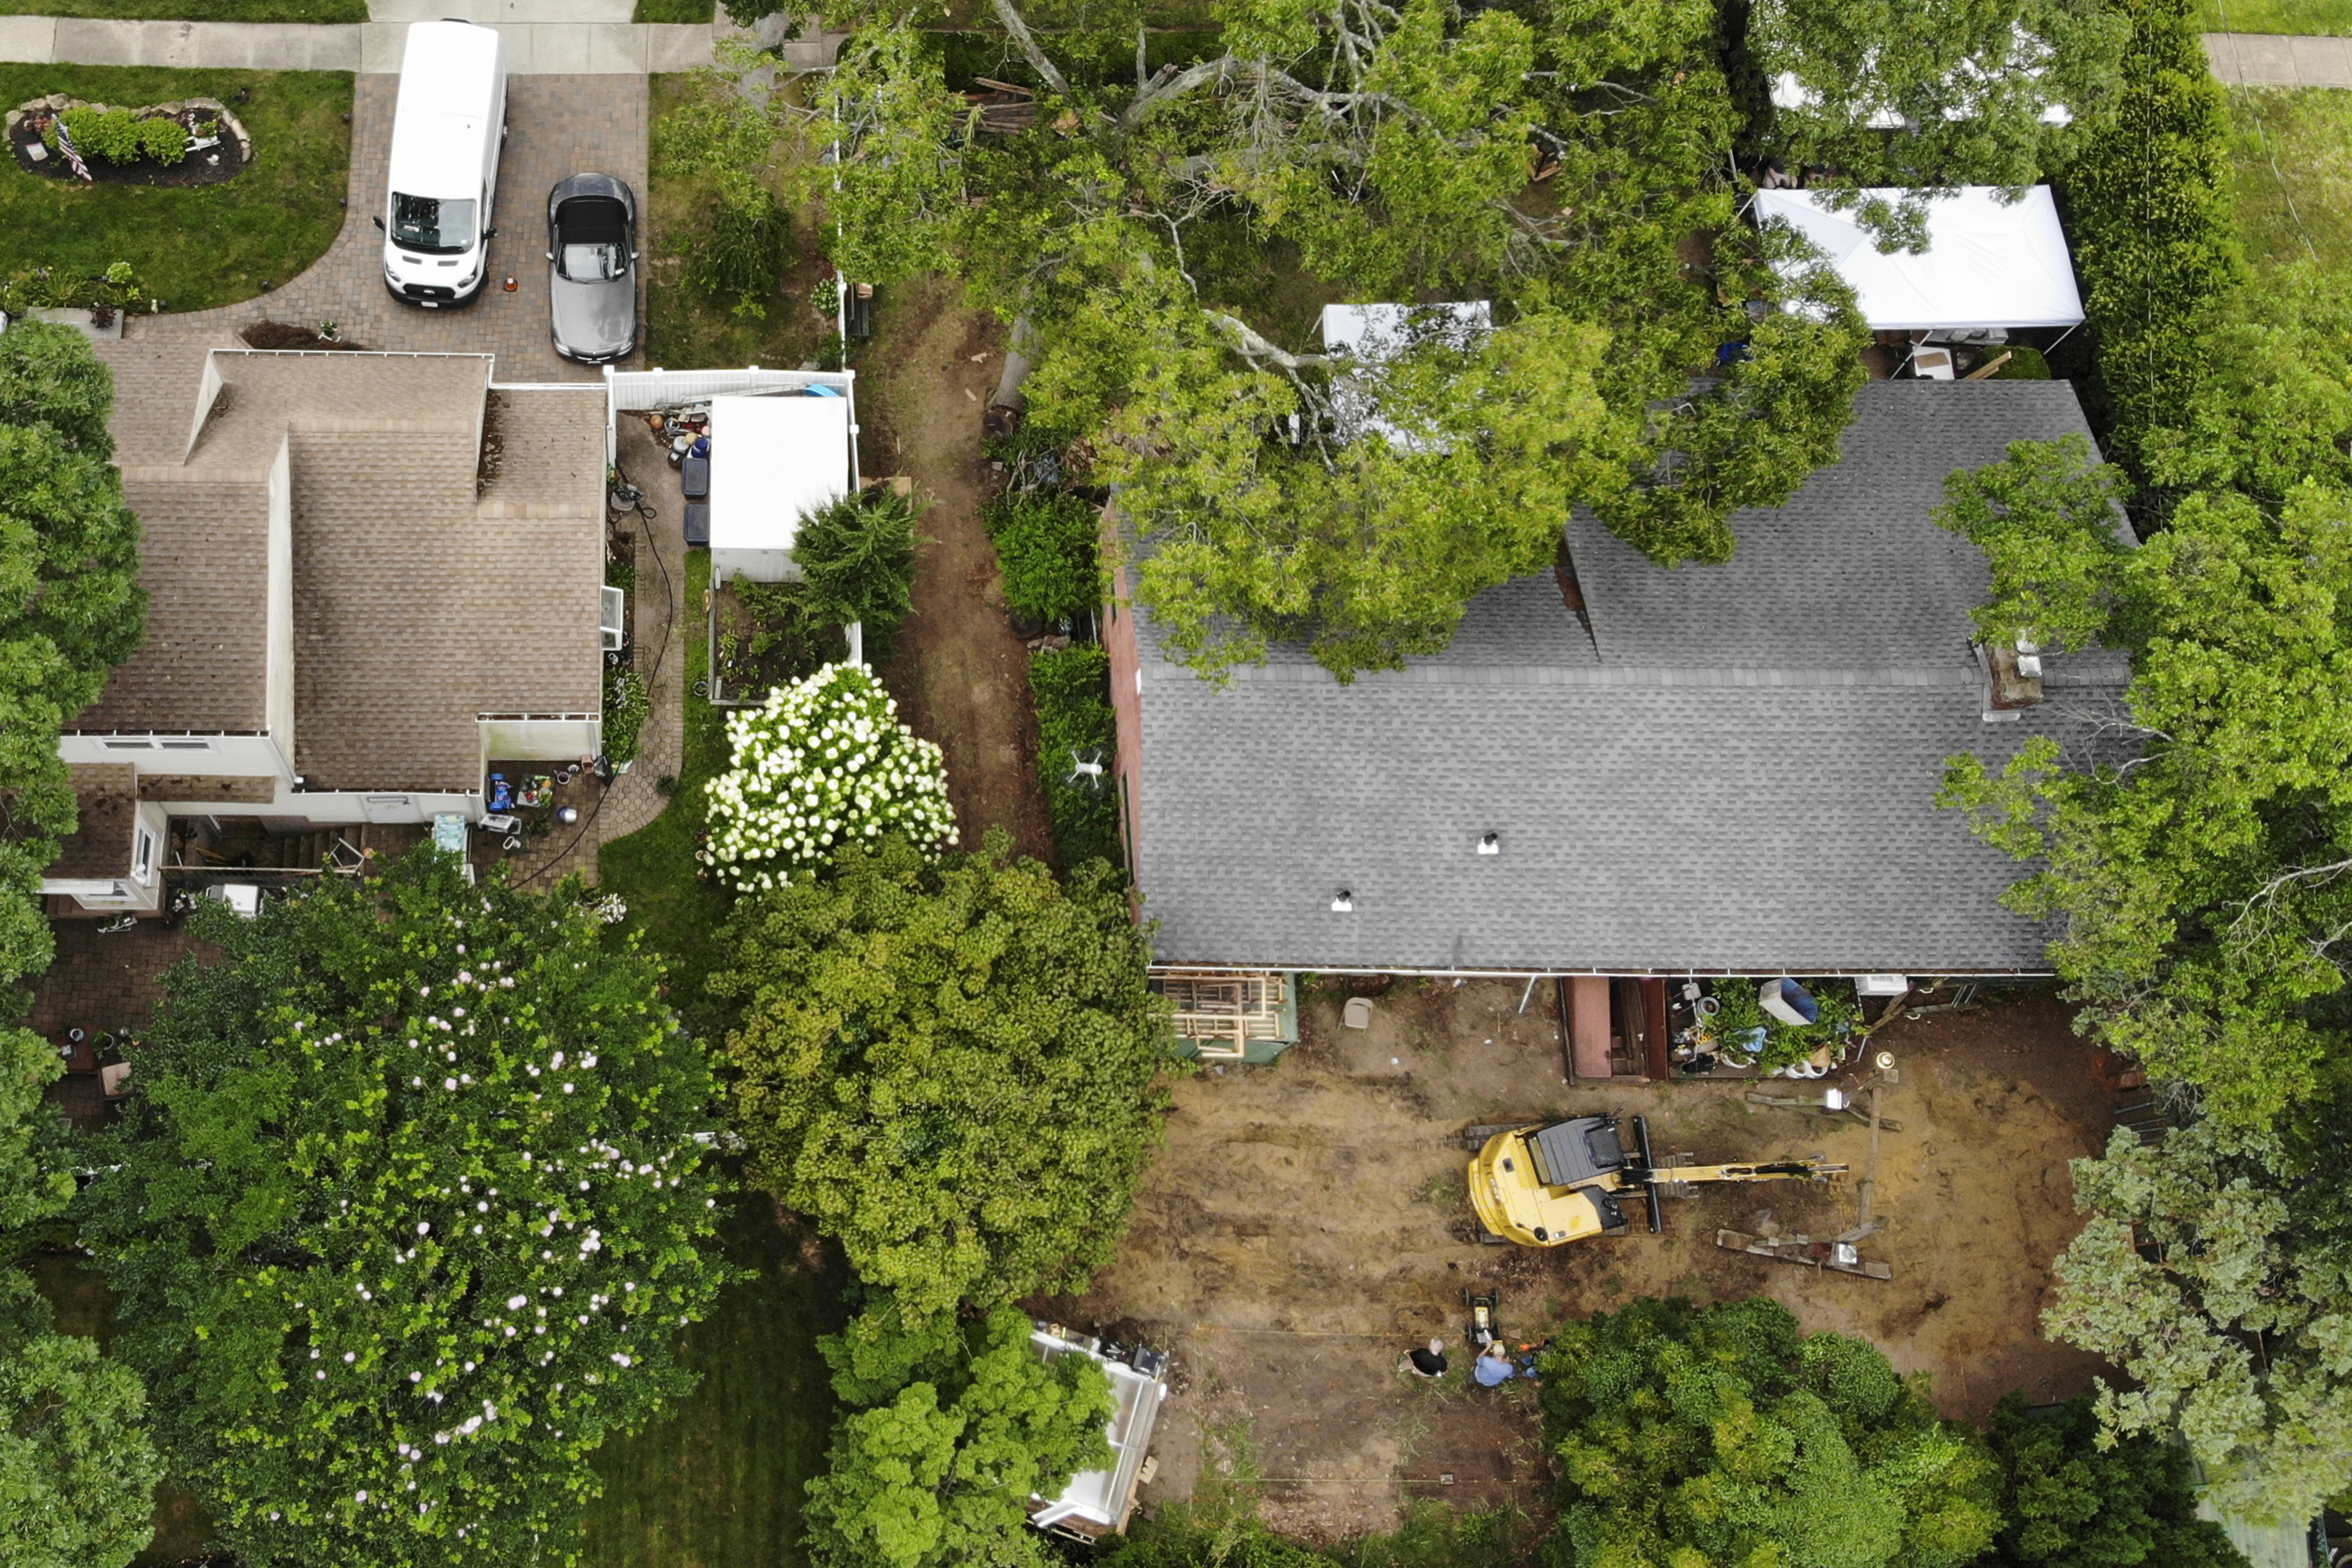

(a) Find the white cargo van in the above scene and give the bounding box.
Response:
[376,20,508,308]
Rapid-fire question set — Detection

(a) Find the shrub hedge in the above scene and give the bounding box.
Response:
[2055,0,2243,515]
[986,491,1103,624]
[1031,645,1121,873]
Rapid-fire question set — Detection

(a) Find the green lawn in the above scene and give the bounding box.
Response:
[577,1190,844,1568]
[2196,0,2352,32]
[2230,85,2352,270]
[0,0,363,15]
[0,64,350,312]
[634,0,715,20]
[591,549,845,1568]
[600,547,737,1040]
[644,74,833,374]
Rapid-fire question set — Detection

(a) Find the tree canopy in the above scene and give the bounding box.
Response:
[1938,439,2352,1125]
[76,852,732,1568]
[804,1298,1114,1568]
[0,320,144,989]
[1537,1295,2001,1568]
[710,831,1172,1317]
[1981,1394,2249,1568]
[0,1271,164,1568]
[2044,1115,2352,1527]
[668,0,2130,676]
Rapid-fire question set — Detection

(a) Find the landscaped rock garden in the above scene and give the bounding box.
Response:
[7,95,252,187]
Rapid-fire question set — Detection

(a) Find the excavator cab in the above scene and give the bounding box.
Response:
[1468,1114,1656,1245]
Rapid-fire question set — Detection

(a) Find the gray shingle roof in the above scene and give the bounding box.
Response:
[1131,379,2125,974]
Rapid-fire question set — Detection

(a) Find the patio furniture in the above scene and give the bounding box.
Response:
[478,813,523,836]
[99,1062,132,1099]
[328,837,367,874]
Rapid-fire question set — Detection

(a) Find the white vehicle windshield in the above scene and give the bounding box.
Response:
[561,242,626,281]
[391,192,477,254]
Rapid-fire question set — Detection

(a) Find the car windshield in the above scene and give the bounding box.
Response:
[561,242,626,281]
[391,192,476,254]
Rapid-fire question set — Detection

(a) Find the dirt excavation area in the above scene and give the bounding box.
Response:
[1039,979,2124,1544]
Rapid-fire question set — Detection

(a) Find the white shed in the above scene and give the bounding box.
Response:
[706,392,854,584]
[1755,186,2084,332]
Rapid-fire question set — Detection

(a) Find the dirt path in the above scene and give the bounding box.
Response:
[858,276,1054,864]
[1040,980,2121,1543]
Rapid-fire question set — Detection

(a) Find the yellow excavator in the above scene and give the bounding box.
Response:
[1467,1115,1847,1246]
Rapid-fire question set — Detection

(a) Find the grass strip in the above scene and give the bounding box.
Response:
[0,63,349,312]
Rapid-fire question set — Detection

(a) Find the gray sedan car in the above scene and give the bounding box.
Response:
[546,174,637,363]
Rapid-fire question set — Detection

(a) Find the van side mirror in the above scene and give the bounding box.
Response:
[484,227,498,239]
[372,214,385,231]
[546,252,554,262]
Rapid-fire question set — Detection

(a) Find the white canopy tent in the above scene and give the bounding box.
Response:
[1755,185,2084,332]
[706,392,853,584]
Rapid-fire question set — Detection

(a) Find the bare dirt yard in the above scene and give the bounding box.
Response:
[1036,977,2125,1544]
[855,275,1056,864]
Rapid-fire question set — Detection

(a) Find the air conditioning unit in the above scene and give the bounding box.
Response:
[600,585,626,652]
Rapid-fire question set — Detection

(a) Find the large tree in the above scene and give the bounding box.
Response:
[1537,1296,2001,1568]
[2045,1116,2352,1528]
[1938,439,2352,1125]
[804,1298,1114,1568]
[0,1271,164,1568]
[1981,1393,2249,1568]
[0,319,145,988]
[710,831,1172,1318]
[0,1015,160,1568]
[76,852,732,1568]
[1749,0,2123,237]
[705,0,1894,678]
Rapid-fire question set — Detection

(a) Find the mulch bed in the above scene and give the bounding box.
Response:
[240,320,368,352]
[10,107,247,189]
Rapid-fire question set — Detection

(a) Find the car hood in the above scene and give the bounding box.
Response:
[550,272,634,358]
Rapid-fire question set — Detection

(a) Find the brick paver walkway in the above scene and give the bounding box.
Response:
[25,919,206,1041]
[131,73,648,384]
[598,415,689,843]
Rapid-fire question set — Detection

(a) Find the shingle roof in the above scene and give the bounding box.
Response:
[76,350,605,793]
[47,764,138,881]
[1131,379,2127,974]
[292,387,604,792]
[77,339,270,734]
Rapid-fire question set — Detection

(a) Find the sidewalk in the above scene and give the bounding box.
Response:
[2205,31,2352,87]
[0,15,715,72]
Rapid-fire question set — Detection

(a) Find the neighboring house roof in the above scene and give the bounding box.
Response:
[76,349,604,794]
[1130,380,2129,975]
[47,764,139,881]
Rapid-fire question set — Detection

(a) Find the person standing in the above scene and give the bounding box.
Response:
[1403,1337,1449,1379]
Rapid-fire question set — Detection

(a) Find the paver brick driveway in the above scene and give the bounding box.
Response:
[136,73,647,383]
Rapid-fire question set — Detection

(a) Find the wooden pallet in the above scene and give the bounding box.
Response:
[1716,1229,1892,1279]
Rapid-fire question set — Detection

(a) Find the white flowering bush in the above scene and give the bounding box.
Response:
[701,661,956,891]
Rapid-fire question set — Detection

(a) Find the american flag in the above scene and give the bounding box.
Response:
[54,119,91,182]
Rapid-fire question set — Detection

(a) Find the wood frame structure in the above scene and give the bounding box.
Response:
[1155,968,1290,1059]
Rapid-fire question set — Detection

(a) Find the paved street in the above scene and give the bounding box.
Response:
[135,73,648,384]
